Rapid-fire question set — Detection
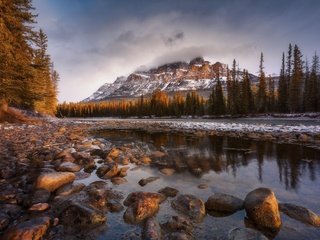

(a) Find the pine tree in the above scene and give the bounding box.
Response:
[214,69,225,115]
[241,70,254,114]
[289,44,303,113]
[267,75,275,112]
[257,53,267,112]
[278,52,288,112]
[307,53,319,111]
[226,66,233,114]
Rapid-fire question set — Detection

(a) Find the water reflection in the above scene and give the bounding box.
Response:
[94,130,320,191]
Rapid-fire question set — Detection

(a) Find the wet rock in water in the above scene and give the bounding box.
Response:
[121,157,130,165]
[205,193,244,213]
[138,177,160,186]
[171,194,206,222]
[60,202,106,227]
[107,199,124,212]
[107,148,121,159]
[163,215,194,234]
[228,227,268,240]
[96,162,119,179]
[30,189,51,205]
[0,212,10,231]
[56,162,81,172]
[279,203,320,227]
[28,203,50,212]
[198,184,208,189]
[111,177,128,185]
[158,187,179,198]
[0,204,22,230]
[163,232,194,240]
[160,168,175,176]
[3,216,50,240]
[90,148,106,158]
[0,183,17,204]
[36,172,76,192]
[74,171,91,180]
[244,188,281,231]
[123,192,165,224]
[56,182,85,196]
[151,151,167,158]
[142,217,162,240]
[118,166,130,177]
[141,156,152,165]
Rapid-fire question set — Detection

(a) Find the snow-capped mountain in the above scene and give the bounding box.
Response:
[83,57,259,102]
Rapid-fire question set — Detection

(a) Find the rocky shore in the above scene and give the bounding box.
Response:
[0,119,319,239]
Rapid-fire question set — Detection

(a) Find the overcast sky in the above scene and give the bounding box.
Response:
[33,0,320,102]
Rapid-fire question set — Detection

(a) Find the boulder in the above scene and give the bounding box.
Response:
[163,232,194,240]
[205,193,244,213]
[111,177,128,185]
[36,172,76,192]
[279,203,320,227]
[56,162,81,172]
[171,194,206,222]
[158,187,179,198]
[138,177,160,186]
[3,216,50,240]
[60,202,106,226]
[142,217,162,240]
[160,168,175,176]
[244,188,281,230]
[228,227,268,240]
[123,192,165,224]
[56,182,85,196]
[28,203,50,212]
[163,215,194,233]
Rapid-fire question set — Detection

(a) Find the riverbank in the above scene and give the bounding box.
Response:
[1,119,320,239]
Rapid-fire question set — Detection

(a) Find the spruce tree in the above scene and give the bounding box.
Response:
[289,45,303,112]
[214,69,225,115]
[257,53,267,113]
[278,52,288,112]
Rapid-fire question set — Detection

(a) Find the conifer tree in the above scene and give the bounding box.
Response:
[307,53,319,111]
[289,44,303,112]
[257,53,267,112]
[267,75,275,112]
[214,69,225,115]
[241,70,254,114]
[278,53,288,112]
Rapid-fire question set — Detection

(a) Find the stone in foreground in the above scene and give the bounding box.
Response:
[205,193,244,213]
[279,203,320,227]
[36,172,76,192]
[171,194,206,222]
[3,217,50,240]
[244,188,281,230]
[123,192,165,224]
[142,217,162,240]
[228,227,268,240]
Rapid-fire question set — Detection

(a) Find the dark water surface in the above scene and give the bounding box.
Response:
[81,130,320,239]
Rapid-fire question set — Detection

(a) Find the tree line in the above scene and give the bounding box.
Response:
[0,0,58,115]
[58,43,319,118]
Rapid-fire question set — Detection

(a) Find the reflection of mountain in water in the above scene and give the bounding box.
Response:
[95,130,320,190]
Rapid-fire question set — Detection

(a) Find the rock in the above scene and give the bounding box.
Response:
[36,172,76,192]
[56,162,81,172]
[279,203,320,227]
[163,215,194,233]
[3,216,50,240]
[123,192,165,224]
[160,168,175,176]
[198,184,208,189]
[107,148,121,159]
[228,227,268,240]
[107,200,124,212]
[158,187,179,198]
[163,232,194,240]
[28,203,50,211]
[96,163,119,179]
[244,188,281,230]
[171,194,206,222]
[30,189,51,205]
[121,157,130,165]
[141,156,152,165]
[56,182,85,196]
[151,151,167,158]
[0,212,10,231]
[138,177,160,186]
[60,202,106,226]
[74,171,91,180]
[205,193,244,213]
[111,177,128,185]
[118,166,130,177]
[142,217,162,240]
[0,204,22,231]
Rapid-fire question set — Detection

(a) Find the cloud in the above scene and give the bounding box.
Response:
[164,32,184,46]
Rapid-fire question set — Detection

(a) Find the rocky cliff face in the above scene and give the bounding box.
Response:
[83,57,258,102]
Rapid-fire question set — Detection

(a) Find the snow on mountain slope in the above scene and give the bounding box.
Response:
[83,57,260,102]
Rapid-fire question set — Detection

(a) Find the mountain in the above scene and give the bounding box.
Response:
[83,57,260,102]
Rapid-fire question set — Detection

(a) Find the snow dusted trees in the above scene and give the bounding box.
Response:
[257,53,267,113]
[0,0,58,115]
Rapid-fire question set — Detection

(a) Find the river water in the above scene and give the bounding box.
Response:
[79,128,320,239]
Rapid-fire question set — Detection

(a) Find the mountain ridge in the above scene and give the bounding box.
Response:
[83,57,260,102]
